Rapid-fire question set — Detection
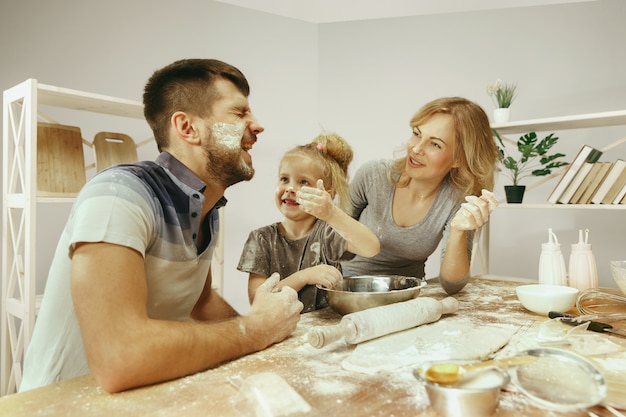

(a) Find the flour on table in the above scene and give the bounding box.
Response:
[232,372,311,417]
[342,316,518,374]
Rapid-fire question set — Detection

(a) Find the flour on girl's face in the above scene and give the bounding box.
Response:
[212,121,245,149]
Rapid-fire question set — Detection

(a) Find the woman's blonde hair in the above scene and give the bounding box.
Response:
[390,97,498,199]
[282,133,353,212]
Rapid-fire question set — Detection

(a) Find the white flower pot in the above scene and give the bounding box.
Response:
[493,108,511,124]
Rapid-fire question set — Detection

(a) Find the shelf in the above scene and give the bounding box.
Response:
[35,81,144,118]
[499,203,626,210]
[492,110,626,134]
[475,108,626,281]
[1,79,146,396]
[2,78,226,396]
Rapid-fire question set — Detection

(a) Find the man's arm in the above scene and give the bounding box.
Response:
[71,242,302,393]
[191,269,238,321]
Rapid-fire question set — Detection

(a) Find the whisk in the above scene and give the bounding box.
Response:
[576,288,626,322]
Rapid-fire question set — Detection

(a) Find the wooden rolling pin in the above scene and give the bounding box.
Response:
[307,296,459,348]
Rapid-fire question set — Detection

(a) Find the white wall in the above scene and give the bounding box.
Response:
[1,0,625,316]
[316,0,626,286]
[0,0,319,314]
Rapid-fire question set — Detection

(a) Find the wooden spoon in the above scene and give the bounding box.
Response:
[424,355,538,385]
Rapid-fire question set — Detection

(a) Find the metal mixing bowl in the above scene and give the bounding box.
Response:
[414,365,510,417]
[318,275,426,315]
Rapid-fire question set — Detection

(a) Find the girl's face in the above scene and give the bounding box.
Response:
[405,113,459,183]
[275,155,324,221]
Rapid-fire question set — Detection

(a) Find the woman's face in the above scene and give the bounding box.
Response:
[405,113,459,183]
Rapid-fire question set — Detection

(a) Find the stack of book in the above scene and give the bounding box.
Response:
[547,145,626,205]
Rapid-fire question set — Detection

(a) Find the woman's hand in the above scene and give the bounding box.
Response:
[450,189,499,231]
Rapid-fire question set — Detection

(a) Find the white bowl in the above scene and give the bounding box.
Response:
[515,284,579,315]
[610,260,626,296]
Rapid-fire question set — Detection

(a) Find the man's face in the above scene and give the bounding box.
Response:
[201,79,264,187]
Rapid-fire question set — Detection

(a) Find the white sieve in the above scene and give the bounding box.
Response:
[509,347,607,412]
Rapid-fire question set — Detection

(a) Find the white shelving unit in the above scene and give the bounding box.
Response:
[475,110,626,276]
[1,79,224,395]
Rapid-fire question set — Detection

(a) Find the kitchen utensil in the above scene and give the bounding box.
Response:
[92,131,138,172]
[538,228,567,286]
[37,122,86,194]
[510,347,607,412]
[576,288,626,320]
[318,275,426,315]
[414,366,510,417]
[515,284,579,315]
[424,355,538,385]
[569,228,598,291]
[307,296,458,348]
[548,311,626,338]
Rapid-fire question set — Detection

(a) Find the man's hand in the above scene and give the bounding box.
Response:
[245,273,303,350]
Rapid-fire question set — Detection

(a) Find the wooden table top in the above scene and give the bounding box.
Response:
[1,277,625,417]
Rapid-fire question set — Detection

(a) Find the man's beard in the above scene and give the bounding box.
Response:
[202,140,255,188]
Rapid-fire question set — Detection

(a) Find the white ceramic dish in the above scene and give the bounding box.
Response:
[515,284,579,315]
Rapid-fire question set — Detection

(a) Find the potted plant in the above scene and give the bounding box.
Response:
[486,79,517,123]
[494,130,569,203]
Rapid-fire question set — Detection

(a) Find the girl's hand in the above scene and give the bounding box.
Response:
[450,189,499,231]
[296,179,335,220]
[303,265,343,288]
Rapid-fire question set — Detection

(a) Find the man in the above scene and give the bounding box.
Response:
[20,59,303,393]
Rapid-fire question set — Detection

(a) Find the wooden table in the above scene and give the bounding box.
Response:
[1,277,625,417]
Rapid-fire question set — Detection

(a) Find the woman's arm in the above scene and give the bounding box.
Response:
[439,190,498,294]
[439,228,472,294]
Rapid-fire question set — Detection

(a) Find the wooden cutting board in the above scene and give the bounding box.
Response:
[37,122,86,195]
[92,131,138,172]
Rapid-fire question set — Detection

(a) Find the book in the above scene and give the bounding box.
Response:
[569,161,605,204]
[591,159,626,204]
[547,145,602,204]
[612,182,626,204]
[576,161,613,204]
[557,161,595,204]
[601,166,626,204]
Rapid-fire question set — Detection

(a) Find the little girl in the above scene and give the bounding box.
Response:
[237,133,380,312]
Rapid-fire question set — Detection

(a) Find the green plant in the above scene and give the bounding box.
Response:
[486,79,517,108]
[494,130,569,186]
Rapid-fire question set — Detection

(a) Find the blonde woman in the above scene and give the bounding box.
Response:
[341,97,499,294]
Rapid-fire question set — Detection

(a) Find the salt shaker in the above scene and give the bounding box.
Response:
[568,229,598,291]
[538,228,567,286]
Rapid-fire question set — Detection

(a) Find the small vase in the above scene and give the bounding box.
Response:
[504,185,525,204]
[493,108,511,124]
